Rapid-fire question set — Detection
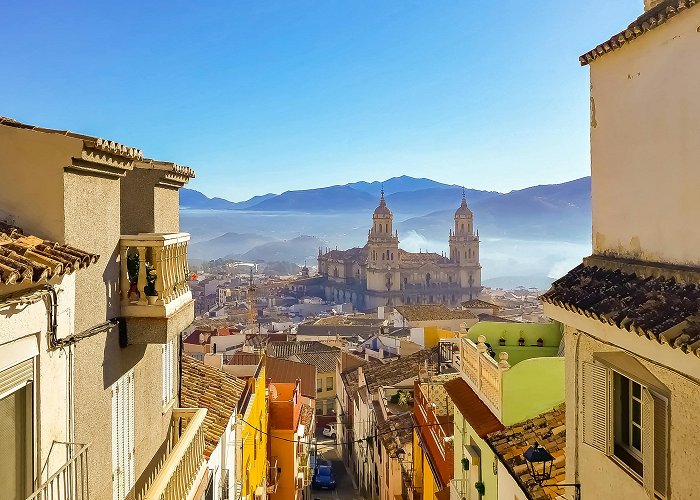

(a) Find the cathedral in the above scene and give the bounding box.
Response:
[317,191,482,310]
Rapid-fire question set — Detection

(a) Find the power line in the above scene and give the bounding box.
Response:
[239,417,450,446]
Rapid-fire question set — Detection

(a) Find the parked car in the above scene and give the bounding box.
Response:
[322,423,337,438]
[312,465,336,490]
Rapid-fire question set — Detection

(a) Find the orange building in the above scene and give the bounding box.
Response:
[268,380,316,500]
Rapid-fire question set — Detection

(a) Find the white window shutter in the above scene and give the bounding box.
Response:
[582,361,610,453]
[642,388,655,499]
[112,384,121,500]
[652,392,668,497]
[127,372,135,491]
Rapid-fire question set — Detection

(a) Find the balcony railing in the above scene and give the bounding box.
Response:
[450,478,469,500]
[26,443,90,500]
[119,233,192,318]
[267,457,279,494]
[459,335,509,417]
[140,408,207,500]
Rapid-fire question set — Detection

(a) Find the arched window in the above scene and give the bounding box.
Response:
[385,224,388,233]
[461,224,464,232]
[382,253,385,260]
[333,268,338,277]
[390,252,394,261]
[468,248,472,258]
[379,224,382,233]
[386,249,390,260]
[425,273,431,286]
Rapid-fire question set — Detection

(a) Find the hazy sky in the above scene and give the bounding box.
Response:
[2,0,639,200]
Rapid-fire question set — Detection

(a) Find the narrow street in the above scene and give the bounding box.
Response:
[311,431,363,500]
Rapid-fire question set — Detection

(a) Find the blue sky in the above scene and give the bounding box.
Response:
[2,0,639,201]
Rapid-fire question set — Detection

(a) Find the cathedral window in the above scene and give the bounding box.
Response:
[425,273,431,286]
[382,253,385,260]
[468,248,472,258]
[461,223,464,232]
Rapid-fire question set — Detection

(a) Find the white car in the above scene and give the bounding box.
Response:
[322,424,337,438]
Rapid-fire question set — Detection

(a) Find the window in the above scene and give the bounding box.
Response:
[582,358,668,497]
[162,340,175,408]
[326,377,333,391]
[112,370,135,500]
[317,379,322,393]
[0,359,33,500]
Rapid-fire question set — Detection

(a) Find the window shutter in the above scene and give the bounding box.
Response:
[112,381,123,500]
[0,358,33,399]
[582,361,610,453]
[127,372,135,491]
[642,388,655,499]
[652,392,668,497]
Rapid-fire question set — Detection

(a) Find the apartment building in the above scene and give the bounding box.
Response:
[541,1,700,498]
[0,117,205,499]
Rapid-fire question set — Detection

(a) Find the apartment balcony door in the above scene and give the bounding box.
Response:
[0,359,34,500]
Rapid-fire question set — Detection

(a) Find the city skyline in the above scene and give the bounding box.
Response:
[3,0,639,200]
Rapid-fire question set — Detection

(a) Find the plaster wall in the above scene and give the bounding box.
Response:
[589,10,700,266]
[0,126,77,241]
[452,411,498,500]
[0,276,75,485]
[65,169,173,498]
[496,462,527,500]
[268,429,296,500]
[548,306,700,500]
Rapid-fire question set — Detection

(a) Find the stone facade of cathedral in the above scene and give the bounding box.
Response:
[317,192,482,310]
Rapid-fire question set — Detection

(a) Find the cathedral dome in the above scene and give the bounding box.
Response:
[373,192,392,217]
[455,195,472,218]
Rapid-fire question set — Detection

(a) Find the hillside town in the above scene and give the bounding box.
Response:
[2,1,700,500]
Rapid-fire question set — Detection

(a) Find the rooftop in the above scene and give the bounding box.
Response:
[580,0,699,65]
[267,340,340,358]
[289,350,340,373]
[444,377,504,438]
[0,222,99,286]
[361,347,437,394]
[180,355,247,458]
[377,411,413,459]
[486,405,566,500]
[540,262,700,355]
[394,304,476,322]
[398,249,449,264]
[265,356,317,398]
[461,299,502,310]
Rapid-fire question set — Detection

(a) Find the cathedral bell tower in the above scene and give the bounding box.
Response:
[449,189,481,297]
[366,189,400,295]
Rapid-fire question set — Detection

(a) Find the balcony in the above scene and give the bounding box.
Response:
[267,457,279,494]
[449,479,468,500]
[140,408,207,500]
[457,333,564,425]
[26,443,90,500]
[119,233,195,344]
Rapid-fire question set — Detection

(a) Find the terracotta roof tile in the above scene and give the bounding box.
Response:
[362,347,437,394]
[486,405,566,500]
[540,263,700,355]
[265,356,317,398]
[580,0,699,66]
[395,304,476,322]
[444,377,504,438]
[181,355,247,459]
[290,350,340,373]
[267,340,340,358]
[461,299,502,311]
[398,249,449,264]
[377,411,414,458]
[0,223,99,286]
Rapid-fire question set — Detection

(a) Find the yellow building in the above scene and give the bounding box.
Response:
[238,359,269,499]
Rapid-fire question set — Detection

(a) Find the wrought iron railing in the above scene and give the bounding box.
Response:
[25,443,90,500]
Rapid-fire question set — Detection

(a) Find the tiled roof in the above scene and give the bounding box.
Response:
[377,411,413,458]
[444,377,504,438]
[394,304,476,322]
[398,249,449,264]
[0,116,143,159]
[540,263,700,355]
[181,355,247,459]
[0,222,99,286]
[580,0,699,66]
[141,158,196,179]
[267,340,340,358]
[486,405,566,500]
[461,299,502,310]
[362,348,437,394]
[299,403,314,434]
[290,350,340,373]
[323,246,368,262]
[265,356,317,398]
[477,313,518,323]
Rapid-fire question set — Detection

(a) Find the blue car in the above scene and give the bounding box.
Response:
[312,465,336,490]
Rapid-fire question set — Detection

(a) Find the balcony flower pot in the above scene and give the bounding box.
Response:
[461,457,470,471]
[144,263,158,305]
[537,338,544,347]
[146,295,158,305]
[128,282,140,302]
[518,337,525,347]
[498,337,506,346]
[475,481,485,496]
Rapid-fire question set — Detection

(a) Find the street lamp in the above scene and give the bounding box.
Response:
[523,442,580,500]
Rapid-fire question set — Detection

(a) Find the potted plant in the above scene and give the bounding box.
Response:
[127,253,140,301]
[537,337,544,347]
[461,457,470,471]
[144,263,158,305]
[475,481,485,496]
[498,336,506,346]
[518,336,525,346]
